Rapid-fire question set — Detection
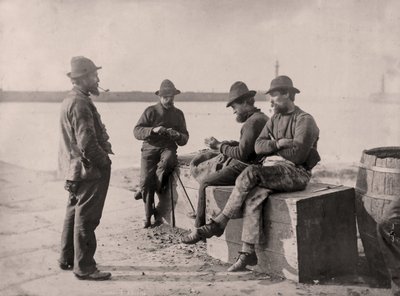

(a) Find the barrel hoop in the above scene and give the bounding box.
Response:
[355,188,400,201]
[358,163,400,174]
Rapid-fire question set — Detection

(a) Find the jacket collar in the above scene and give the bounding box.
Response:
[73,85,90,97]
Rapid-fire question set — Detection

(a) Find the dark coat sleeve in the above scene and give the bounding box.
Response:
[220,116,265,161]
[133,107,154,140]
[174,111,189,146]
[70,100,110,168]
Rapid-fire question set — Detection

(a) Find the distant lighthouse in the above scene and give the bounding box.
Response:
[275,60,279,77]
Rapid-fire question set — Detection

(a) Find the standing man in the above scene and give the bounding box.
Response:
[58,56,113,280]
[377,200,400,296]
[182,81,269,244]
[189,75,320,272]
[134,79,189,228]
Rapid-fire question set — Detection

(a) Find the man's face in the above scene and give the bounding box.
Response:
[81,71,100,96]
[231,101,249,123]
[269,90,291,114]
[160,96,175,109]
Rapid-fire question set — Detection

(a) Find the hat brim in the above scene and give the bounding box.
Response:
[66,66,102,78]
[226,90,256,107]
[155,89,181,96]
[265,86,300,95]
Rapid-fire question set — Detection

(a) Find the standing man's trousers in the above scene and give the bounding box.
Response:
[221,160,311,244]
[59,167,111,276]
[140,147,177,219]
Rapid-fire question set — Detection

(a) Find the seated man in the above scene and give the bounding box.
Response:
[133,79,189,228]
[182,81,268,244]
[189,75,321,272]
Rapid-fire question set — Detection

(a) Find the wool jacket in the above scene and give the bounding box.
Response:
[219,108,269,164]
[58,87,113,181]
[134,102,189,150]
[255,106,320,170]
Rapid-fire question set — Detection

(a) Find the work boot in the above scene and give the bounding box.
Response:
[143,217,151,228]
[197,220,224,239]
[75,270,112,281]
[227,252,258,272]
[181,229,203,244]
[58,260,73,270]
[134,191,142,200]
[153,209,163,226]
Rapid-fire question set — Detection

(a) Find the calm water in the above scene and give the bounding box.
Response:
[0,98,399,171]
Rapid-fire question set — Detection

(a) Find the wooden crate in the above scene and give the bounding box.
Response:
[206,183,358,283]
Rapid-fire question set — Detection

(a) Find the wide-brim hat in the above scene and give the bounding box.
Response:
[226,81,256,107]
[155,79,181,96]
[265,75,300,94]
[67,56,101,78]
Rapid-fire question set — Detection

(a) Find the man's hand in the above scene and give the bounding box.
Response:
[166,128,181,141]
[277,138,294,149]
[205,136,221,150]
[152,126,167,135]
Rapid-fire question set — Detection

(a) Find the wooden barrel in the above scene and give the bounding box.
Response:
[355,146,400,284]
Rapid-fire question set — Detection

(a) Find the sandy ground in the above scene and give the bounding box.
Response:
[0,161,392,296]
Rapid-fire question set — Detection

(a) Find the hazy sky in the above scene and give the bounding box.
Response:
[1,0,399,97]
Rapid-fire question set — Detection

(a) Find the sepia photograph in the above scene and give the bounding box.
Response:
[1,0,400,295]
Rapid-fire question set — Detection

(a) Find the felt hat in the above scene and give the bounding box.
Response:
[226,81,256,107]
[155,79,181,96]
[67,56,101,78]
[265,75,300,94]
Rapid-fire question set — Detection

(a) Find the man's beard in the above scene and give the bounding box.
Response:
[273,104,289,114]
[161,101,174,109]
[235,112,248,123]
[89,86,100,96]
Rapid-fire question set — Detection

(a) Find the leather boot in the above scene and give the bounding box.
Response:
[181,229,203,244]
[143,217,151,228]
[197,220,224,239]
[75,269,112,281]
[227,252,258,272]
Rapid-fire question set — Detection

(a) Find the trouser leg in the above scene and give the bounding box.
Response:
[220,162,310,243]
[140,150,159,219]
[155,148,177,193]
[195,163,246,227]
[240,162,310,244]
[154,149,177,217]
[221,165,262,219]
[241,187,271,244]
[73,168,111,276]
[59,193,77,265]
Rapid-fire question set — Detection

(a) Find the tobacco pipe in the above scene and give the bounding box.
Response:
[98,86,110,92]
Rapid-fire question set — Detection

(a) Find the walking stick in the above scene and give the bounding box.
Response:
[170,176,176,228]
[173,171,196,214]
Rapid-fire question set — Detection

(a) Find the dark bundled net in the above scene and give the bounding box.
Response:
[365,147,400,159]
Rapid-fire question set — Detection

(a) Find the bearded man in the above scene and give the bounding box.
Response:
[134,79,189,228]
[58,56,113,280]
[182,81,269,244]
